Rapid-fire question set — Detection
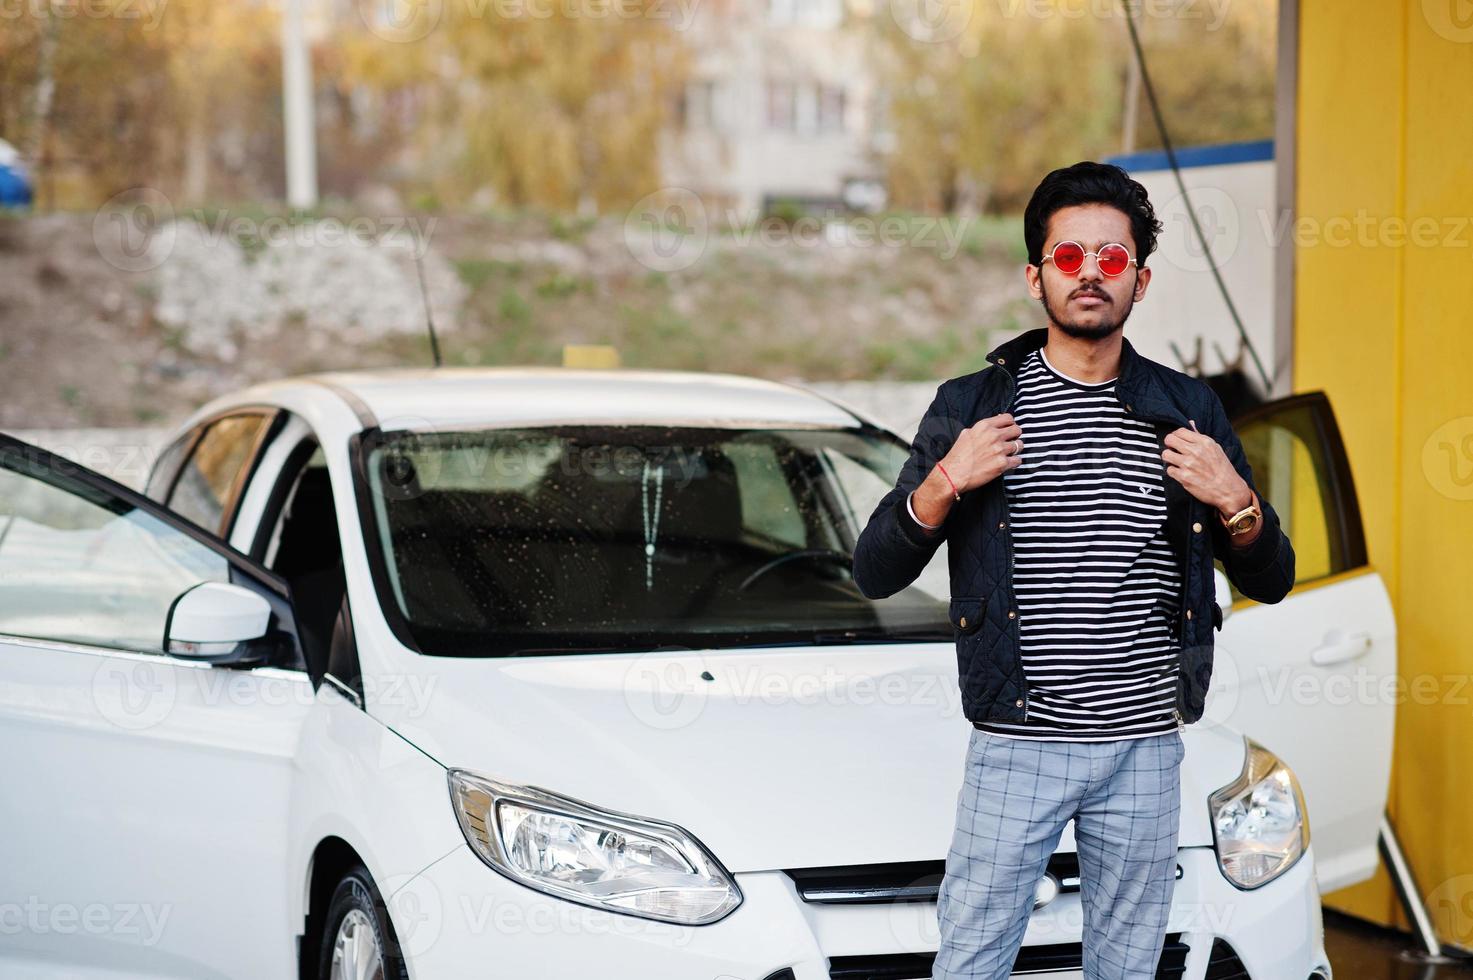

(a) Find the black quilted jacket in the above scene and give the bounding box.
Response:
[852,326,1296,726]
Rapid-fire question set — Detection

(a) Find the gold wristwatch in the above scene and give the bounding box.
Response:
[1218,493,1262,536]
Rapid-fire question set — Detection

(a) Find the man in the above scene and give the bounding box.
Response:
[850,161,1295,979]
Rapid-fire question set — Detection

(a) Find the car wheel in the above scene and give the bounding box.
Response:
[317,865,410,980]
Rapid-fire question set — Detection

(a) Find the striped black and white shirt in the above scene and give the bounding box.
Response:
[975,346,1182,741]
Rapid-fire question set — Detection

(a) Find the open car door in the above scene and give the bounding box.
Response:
[1206,391,1396,894]
[0,433,312,978]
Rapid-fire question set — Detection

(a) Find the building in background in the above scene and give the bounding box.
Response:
[660,0,887,216]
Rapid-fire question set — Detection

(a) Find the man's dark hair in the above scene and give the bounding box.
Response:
[1023,161,1164,268]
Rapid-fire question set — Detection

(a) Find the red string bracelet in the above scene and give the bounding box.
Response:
[935,462,961,501]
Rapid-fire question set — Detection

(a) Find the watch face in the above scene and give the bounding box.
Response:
[1231,513,1259,534]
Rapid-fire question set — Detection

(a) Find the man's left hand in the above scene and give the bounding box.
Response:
[1162,424,1253,519]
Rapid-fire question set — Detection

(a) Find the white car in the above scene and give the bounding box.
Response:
[0,369,1395,979]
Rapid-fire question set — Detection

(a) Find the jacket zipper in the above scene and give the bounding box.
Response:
[1000,365,1024,721]
[1170,430,1191,728]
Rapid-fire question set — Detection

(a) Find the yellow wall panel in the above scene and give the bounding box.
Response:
[1294,0,1405,929]
[1393,1,1473,949]
[1296,0,1473,944]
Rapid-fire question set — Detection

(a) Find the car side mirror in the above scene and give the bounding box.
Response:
[166,582,275,666]
[1213,567,1234,625]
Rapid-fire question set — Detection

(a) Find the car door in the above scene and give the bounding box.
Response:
[1205,391,1395,895]
[0,433,313,978]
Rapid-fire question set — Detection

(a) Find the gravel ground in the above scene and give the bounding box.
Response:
[0,208,1032,431]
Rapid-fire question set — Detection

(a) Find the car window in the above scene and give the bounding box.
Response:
[0,453,231,654]
[1223,394,1366,597]
[261,445,346,670]
[355,425,949,657]
[823,445,949,602]
[168,415,270,534]
[262,444,330,568]
[726,442,809,549]
[145,432,195,503]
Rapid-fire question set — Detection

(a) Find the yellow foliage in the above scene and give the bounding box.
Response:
[873,0,1277,213]
[346,0,691,211]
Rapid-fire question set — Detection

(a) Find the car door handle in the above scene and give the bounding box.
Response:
[1310,629,1372,666]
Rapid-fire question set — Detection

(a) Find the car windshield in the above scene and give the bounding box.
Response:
[355,424,949,657]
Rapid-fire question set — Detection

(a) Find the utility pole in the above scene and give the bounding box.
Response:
[1121,43,1141,154]
[281,0,318,210]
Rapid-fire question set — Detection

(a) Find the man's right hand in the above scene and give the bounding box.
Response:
[940,413,1024,491]
[909,413,1023,530]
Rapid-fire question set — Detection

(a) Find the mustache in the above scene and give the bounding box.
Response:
[1072,287,1110,300]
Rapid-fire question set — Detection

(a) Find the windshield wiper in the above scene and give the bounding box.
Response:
[503,643,697,658]
[746,628,950,647]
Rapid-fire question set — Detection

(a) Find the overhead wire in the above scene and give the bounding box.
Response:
[1118,0,1272,393]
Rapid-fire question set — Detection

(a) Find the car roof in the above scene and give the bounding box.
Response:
[293,367,867,432]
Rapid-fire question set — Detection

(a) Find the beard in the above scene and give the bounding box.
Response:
[1038,276,1135,340]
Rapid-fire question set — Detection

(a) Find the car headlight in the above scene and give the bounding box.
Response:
[1209,738,1310,889]
[447,769,742,925]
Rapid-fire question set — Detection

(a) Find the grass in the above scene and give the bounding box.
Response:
[954,214,1028,261]
[548,213,597,242]
[862,312,1028,380]
[160,325,187,352]
[354,207,1034,380]
[497,287,531,324]
[534,272,586,299]
[454,259,501,290]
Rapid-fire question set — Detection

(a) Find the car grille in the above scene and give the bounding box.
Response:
[826,934,1190,979]
[783,858,1193,979]
[784,854,1181,906]
[1204,937,1251,979]
[785,855,1084,906]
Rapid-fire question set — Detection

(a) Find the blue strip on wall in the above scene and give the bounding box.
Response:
[1104,140,1274,173]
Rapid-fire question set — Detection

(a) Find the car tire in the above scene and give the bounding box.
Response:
[316,865,410,980]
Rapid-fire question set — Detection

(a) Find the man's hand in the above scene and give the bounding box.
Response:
[1162,423,1253,518]
[943,413,1025,492]
[910,414,1023,529]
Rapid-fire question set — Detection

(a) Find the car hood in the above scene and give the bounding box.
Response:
[376,643,1246,873]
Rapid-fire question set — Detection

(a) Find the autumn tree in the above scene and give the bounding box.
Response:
[872,0,1277,214]
[341,0,691,212]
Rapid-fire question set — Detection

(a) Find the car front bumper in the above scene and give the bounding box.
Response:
[392,843,1332,979]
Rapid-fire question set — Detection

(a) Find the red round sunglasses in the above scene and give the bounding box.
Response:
[1040,240,1138,278]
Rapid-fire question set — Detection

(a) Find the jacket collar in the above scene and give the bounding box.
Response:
[983,326,1189,427]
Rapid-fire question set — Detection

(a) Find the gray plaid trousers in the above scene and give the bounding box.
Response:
[932,728,1185,979]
